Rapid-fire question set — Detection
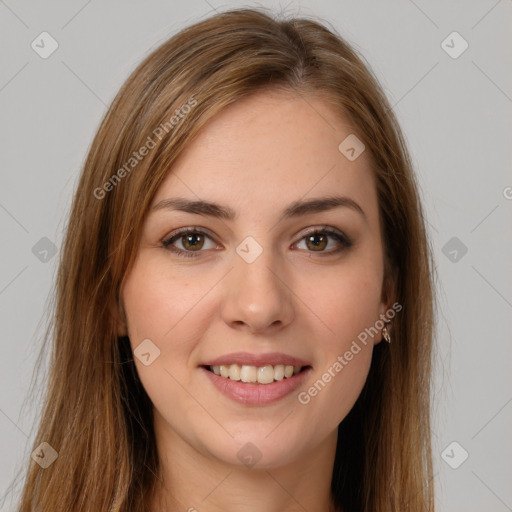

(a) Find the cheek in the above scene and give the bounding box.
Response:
[296,273,379,430]
[300,253,384,349]
[293,253,382,423]
[300,346,373,434]
[121,257,214,343]
[120,258,213,413]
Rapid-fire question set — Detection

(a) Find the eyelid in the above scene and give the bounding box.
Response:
[297,224,347,240]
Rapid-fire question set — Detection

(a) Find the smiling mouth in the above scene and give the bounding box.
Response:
[203,364,311,385]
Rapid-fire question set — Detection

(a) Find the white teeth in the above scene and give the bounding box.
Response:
[274,364,285,381]
[228,364,241,381]
[210,364,303,384]
[257,365,274,384]
[240,365,257,383]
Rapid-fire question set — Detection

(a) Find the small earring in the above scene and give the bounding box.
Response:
[382,322,391,343]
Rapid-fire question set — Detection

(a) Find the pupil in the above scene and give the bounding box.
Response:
[185,233,202,249]
[308,234,326,250]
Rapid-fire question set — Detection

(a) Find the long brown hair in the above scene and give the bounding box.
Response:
[12,7,437,511]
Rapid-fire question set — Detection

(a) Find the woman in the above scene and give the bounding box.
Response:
[14,7,437,511]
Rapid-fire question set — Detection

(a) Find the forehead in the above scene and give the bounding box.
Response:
[152,89,379,223]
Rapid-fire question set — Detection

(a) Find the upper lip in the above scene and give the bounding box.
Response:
[200,351,311,368]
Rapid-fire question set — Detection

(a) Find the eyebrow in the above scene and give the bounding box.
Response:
[151,195,367,223]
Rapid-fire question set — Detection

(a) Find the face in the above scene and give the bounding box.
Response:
[120,89,390,470]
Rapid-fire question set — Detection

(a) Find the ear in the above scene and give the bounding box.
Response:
[379,269,396,316]
[376,262,398,343]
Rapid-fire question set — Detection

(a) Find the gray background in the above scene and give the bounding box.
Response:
[1,1,511,510]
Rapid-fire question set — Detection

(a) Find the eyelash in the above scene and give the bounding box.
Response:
[161,226,353,259]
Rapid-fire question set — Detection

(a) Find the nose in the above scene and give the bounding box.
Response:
[220,247,295,335]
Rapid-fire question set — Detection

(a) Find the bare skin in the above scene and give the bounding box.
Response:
[119,89,391,512]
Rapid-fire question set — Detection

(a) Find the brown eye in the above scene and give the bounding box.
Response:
[181,232,205,251]
[295,228,353,255]
[162,228,218,258]
[305,233,328,251]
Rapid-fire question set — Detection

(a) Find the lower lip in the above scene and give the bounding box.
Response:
[200,366,312,406]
